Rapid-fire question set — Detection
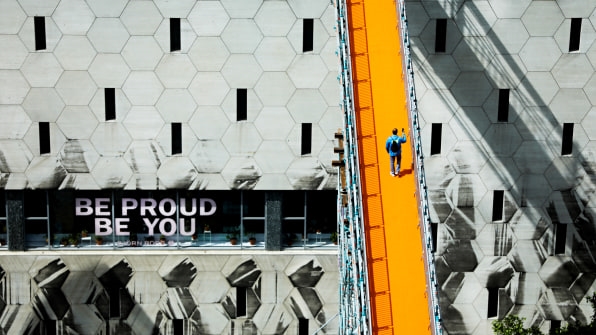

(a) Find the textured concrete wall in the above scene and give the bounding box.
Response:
[0,0,341,191]
[407,0,596,334]
[0,251,338,334]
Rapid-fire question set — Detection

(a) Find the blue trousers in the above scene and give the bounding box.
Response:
[390,154,401,175]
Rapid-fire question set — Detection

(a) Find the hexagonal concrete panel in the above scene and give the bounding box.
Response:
[555,18,596,54]
[123,106,164,140]
[0,70,30,105]
[449,107,491,141]
[59,139,99,173]
[20,53,64,88]
[552,54,593,89]
[221,19,263,54]
[486,54,527,89]
[255,1,296,36]
[549,89,591,123]
[514,106,558,141]
[417,89,456,123]
[486,19,529,53]
[581,107,596,140]
[87,18,130,53]
[442,272,483,305]
[88,54,131,88]
[23,88,65,122]
[455,1,497,37]
[0,105,31,139]
[86,0,128,17]
[57,106,98,139]
[221,156,262,189]
[287,89,327,123]
[154,18,197,54]
[254,141,295,173]
[89,88,131,122]
[56,71,97,105]
[16,0,59,16]
[287,0,329,19]
[188,1,230,36]
[156,123,196,156]
[222,123,262,155]
[452,36,494,72]
[188,37,230,71]
[254,72,296,106]
[18,16,61,52]
[156,89,197,122]
[510,239,548,273]
[25,156,68,188]
[318,107,342,141]
[255,37,297,71]
[478,158,520,191]
[0,35,28,69]
[446,141,488,174]
[189,105,230,140]
[154,0,196,17]
[90,123,132,156]
[450,72,493,107]
[121,1,163,35]
[221,54,263,88]
[482,124,523,157]
[519,37,562,71]
[487,0,531,19]
[189,140,230,173]
[122,71,164,106]
[0,140,33,173]
[286,157,327,190]
[53,0,95,35]
[512,173,553,208]
[91,157,133,188]
[54,35,96,71]
[189,72,230,106]
[155,54,197,88]
[521,1,564,37]
[446,174,487,208]
[287,55,328,89]
[122,36,164,71]
[513,140,556,174]
[124,141,166,174]
[518,72,559,107]
[221,0,262,18]
[545,157,585,191]
[255,107,295,141]
[538,256,580,288]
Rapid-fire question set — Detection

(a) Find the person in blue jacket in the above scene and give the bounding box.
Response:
[385,128,407,177]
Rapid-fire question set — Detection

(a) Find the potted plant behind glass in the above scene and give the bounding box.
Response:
[247,232,257,245]
[226,227,239,245]
[284,232,297,246]
[330,231,338,245]
[95,236,103,245]
[159,235,167,245]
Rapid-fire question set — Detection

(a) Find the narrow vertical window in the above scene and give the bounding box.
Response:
[172,123,182,155]
[561,123,573,155]
[39,122,50,154]
[303,18,314,52]
[435,19,447,53]
[492,190,504,222]
[298,318,309,335]
[105,88,116,121]
[170,18,181,52]
[301,123,312,155]
[173,319,183,335]
[569,18,582,52]
[236,287,247,318]
[497,89,509,122]
[34,16,46,51]
[487,287,499,318]
[430,123,442,155]
[550,320,561,334]
[237,88,247,121]
[45,320,57,335]
[430,222,438,253]
[554,224,566,255]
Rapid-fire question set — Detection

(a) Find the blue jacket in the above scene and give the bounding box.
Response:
[386,134,407,157]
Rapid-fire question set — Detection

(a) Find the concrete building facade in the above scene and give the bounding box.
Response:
[0,0,340,334]
[407,0,596,334]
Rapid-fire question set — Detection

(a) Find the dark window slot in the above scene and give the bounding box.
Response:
[569,18,582,52]
[492,190,504,222]
[561,123,573,155]
[430,222,438,253]
[298,318,309,335]
[497,89,509,122]
[550,320,561,335]
[172,123,182,155]
[236,287,246,318]
[554,224,566,255]
[39,122,50,154]
[487,287,499,318]
[237,88,247,121]
[34,16,46,51]
[301,123,312,155]
[45,320,57,335]
[303,18,314,52]
[435,19,447,53]
[109,289,121,318]
[105,88,116,121]
[173,319,183,335]
[170,18,181,52]
[430,123,442,155]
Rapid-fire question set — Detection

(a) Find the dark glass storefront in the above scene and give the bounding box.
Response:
[2,190,337,250]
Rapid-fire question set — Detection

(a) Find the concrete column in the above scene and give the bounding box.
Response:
[265,191,282,251]
[6,191,25,251]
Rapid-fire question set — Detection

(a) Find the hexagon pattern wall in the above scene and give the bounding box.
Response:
[408,0,596,334]
[0,0,341,191]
